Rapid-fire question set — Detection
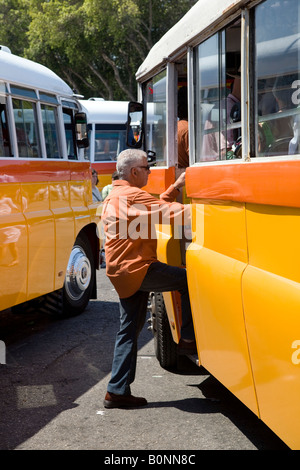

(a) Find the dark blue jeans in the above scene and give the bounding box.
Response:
[107,261,194,396]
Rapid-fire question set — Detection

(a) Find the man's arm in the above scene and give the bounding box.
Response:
[160,171,186,202]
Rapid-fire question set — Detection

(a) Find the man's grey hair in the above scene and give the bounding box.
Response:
[117,149,147,179]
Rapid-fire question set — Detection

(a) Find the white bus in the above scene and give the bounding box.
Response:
[79,98,158,192]
[79,99,130,191]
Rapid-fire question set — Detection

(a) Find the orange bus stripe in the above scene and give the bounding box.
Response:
[0,160,91,183]
[92,162,117,174]
[143,167,175,194]
[186,160,300,208]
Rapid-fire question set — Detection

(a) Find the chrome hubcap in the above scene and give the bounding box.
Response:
[65,245,91,301]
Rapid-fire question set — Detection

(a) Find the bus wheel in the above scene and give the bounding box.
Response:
[148,292,177,370]
[63,233,95,316]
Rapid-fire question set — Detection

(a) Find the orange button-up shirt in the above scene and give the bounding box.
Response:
[101,179,189,298]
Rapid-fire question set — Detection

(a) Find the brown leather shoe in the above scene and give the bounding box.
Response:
[103,392,148,409]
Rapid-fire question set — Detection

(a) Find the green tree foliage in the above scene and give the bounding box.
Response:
[0,0,197,100]
[0,0,31,55]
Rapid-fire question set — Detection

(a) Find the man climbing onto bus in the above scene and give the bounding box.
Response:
[101,148,195,408]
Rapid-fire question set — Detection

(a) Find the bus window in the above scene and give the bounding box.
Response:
[144,70,167,165]
[41,104,60,158]
[63,108,77,160]
[12,98,40,158]
[94,126,127,161]
[255,0,300,157]
[195,33,220,161]
[0,99,10,157]
[195,20,241,161]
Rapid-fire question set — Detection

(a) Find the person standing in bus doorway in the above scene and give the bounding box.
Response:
[91,169,103,202]
[177,86,189,169]
[101,149,195,409]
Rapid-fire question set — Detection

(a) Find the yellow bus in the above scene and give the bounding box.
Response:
[129,0,300,450]
[0,47,100,316]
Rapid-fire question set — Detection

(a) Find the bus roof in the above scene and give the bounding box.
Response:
[136,0,243,81]
[0,49,73,96]
[79,100,129,124]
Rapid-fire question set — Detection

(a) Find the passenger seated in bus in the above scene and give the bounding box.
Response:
[177,86,189,168]
[259,75,296,156]
[91,169,103,202]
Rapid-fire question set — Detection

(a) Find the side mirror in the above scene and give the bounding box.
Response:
[75,112,89,148]
[126,102,144,148]
[147,150,156,165]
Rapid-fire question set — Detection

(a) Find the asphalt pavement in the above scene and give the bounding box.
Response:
[0,269,289,452]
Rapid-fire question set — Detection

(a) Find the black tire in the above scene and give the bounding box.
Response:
[149,292,178,369]
[11,290,63,316]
